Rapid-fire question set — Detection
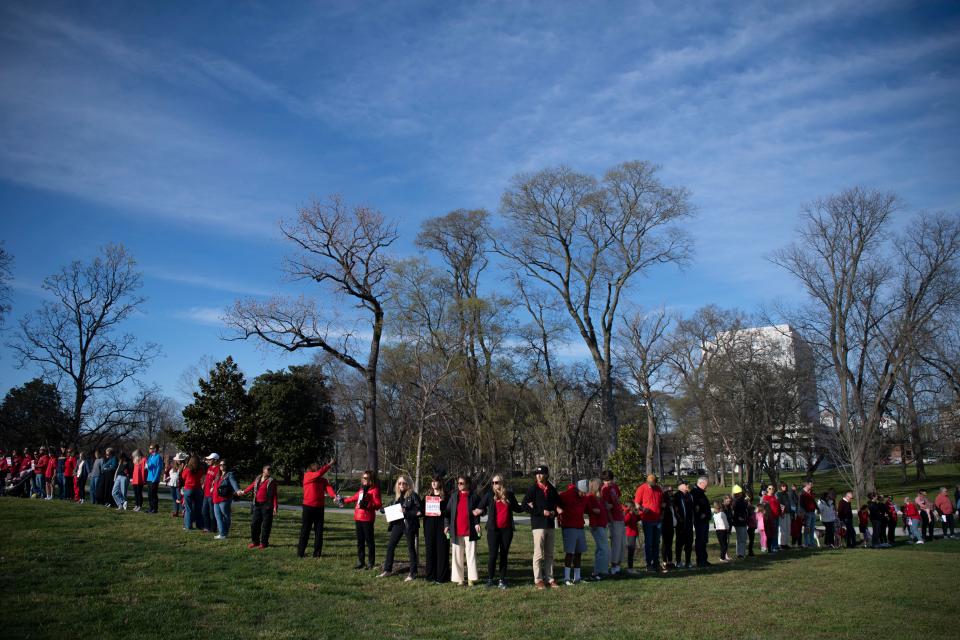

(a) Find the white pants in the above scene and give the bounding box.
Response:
[608,520,625,565]
[450,537,478,583]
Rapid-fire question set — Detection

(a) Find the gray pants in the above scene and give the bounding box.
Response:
[779,514,791,546]
[735,526,748,557]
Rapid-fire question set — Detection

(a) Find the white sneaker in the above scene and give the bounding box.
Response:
[79,499,84,504]
[122,501,128,510]
[214,535,225,540]
[916,540,924,544]
[133,506,141,512]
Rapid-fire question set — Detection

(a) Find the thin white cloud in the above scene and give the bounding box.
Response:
[172,306,225,327]
[144,267,276,298]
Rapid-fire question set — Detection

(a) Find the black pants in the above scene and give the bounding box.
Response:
[627,543,636,568]
[825,522,835,547]
[298,506,326,557]
[148,479,160,513]
[134,484,144,509]
[844,517,856,547]
[77,476,86,502]
[716,530,729,559]
[423,516,449,581]
[871,519,883,547]
[920,511,934,541]
[694,519,709,565]
[251,503,274,546]
[64,477,74,501]
[887,522,896,545]
[661,524,674,563]
[383,522,418,576]
[487,527,513,581]
[676,523,693,565]
[943,514,956,537]
[747,527,756,555]
[356,520,375,567]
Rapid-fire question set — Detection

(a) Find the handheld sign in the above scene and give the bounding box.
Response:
[384,503,404,522]
[425,495,442,516]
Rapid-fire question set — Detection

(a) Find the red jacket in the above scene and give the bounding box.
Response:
[800,490,817,513]
[45,457,57,478]
[36,455,49,477]
[343,485,382,522]
[203,466,219,497]
[302,463,337,507]
[903,503,920,519]
[601,482,624,522]
[762,494,782,518]
[585,494,608,528]
[624,507,640,537]
[132,459,147,485]
[180,467,204,490]
[63,456,77,478]
[634,483,664,523]
[558,486,586,529]
[242,477,279,511]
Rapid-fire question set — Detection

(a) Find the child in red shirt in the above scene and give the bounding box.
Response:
[624,503,640,571]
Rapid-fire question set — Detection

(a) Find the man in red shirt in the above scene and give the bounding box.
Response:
[634,474,664,572]
[935,487,956,538]
[63,449,77,502]
[238,465,279,549]
[297,459,338,558]
[34,447,49,498]
[800,481,818,548]
[202,453,221,533]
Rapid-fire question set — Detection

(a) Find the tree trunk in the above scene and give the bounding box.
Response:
[601,374,618,457]
[644,399,657,477]
[364,371,378,472]
[413,414,425,492]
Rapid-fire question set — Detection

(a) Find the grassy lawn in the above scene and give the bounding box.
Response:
[1,498,958,639]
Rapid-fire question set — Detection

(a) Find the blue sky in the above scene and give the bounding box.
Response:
[1,0,959,404]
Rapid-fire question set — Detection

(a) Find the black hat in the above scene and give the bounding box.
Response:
[534,465,549,476]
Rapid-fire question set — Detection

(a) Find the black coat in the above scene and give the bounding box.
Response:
[691,486,712,523]
[387,492,422,532]
[673,491,695,529]
[444,491,483,542]
[479,490,524,531]
[522,482,561,530]
[732,496,749,527]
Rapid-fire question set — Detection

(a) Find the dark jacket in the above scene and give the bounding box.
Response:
[673,491,695,529]
[445,490,483,542]
[479,489,524,532]
[732,496,749,527]
[691,486,711,523]
[837,499,853,522]
[523,481,561,530]
[388,492,422,532]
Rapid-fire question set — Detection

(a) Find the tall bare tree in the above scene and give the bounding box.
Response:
[9,244,160,443]
[0,242,12,331]
[617,307,672,476]
[226,196,398,470]
[773,188,960,501]
[496,161,694,456]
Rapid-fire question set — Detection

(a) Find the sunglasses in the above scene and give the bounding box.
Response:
[457,482,467,486]
[492,480,501,485]
[398,481,408,485]
[362,477,370,481]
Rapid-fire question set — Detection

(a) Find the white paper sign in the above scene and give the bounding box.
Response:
[425,495,442,516]
[384,503,404,522]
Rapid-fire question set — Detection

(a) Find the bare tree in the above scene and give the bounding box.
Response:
[617,307,672,476]
[9,244,160,443]
[0,242,12,331]
[496,161,694,456]
[772,188,960,501]
[226,196,398,470]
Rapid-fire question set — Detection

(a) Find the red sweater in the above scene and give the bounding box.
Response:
[586,494,608,528]
[456,490,470,536]
[63,456,77,478]
[635,484,664,523]
[180,467,204,490]
[302,463,337,507]
[343,486,382,522]
[624,508,640,537]
[903,503,920,519]
[242,477,278,510]
[203,467,219,497]
[800,490,817,513]
[132,460,146,485]
[601,483,624,522]
[558,486,586,529]
[762,494,782,518]
[45,458,57,477]
[36,455,49,477]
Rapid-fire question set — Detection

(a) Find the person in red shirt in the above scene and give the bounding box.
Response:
[44,453,57,500]
[202,453,221,533]
[623,503,640,571]
[902,496,922,543]
[558,482,588,585]
[342,470,382,569]
[238,465,279,549]
[179,455,206,531]
[600,470,626,576]
[131,450,147,512]
[477,474,523,588]
[211,459,241,539]
[445,475,482,586]
[63,449,77,502]
[935,487,956,538]
[586,478,609,580]
[761,485,782,552]
[634,474,664,572]
[297,458,338,558]
[34,447,49,499]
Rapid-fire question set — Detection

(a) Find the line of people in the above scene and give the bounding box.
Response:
[5,446,959,589]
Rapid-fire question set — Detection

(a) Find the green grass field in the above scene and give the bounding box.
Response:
[1,495,958,640]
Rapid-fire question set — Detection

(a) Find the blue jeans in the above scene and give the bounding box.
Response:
[643,521,661,567]
[56,472,65,499]
[170,486,182,515]
[183,488,201,529]
[202,496,217,532]
[33,474,46,498]
[214,501,233,537]
[803,512,817,546]
[89,476,100,504]
[590,527,609,575]
[908,518,921,541]
[112,476,129,507]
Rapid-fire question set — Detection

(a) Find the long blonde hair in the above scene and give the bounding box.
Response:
[395,474,413,500]
[492,474,508,502]
[588,478,602,497]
